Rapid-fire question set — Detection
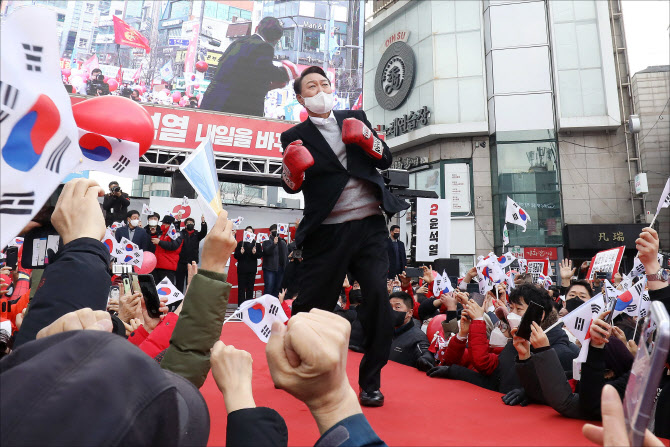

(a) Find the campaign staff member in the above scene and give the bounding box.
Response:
[280,66,409,407]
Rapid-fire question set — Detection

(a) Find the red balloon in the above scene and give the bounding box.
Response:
[72,96,154,156]
[107,79,119,92]
[194,84,200,89]
[103,76,110,83]
[299,107,309,122]
[134,251,156,274]
[172,92,182,103]
[427,314,446,345]
[62,68,71,78]
[195,60,208,73]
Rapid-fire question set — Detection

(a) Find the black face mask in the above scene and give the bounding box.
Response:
[392,310,407,328]
[392,233,399,239]
[186,224,195,231]
[271,231,277,237]
[565,298,583,313]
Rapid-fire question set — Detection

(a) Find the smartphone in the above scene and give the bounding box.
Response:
[404,267,422,278]
[107,286,120,310]
[623,301,669,446]
[137,274,161,318]
[5,247,18,270]
[595,271,611,280]
[122,277,132,296]
[516,301,544,340]
[470,293,485,307]
[130,273,140,295]
[392,286,402,293]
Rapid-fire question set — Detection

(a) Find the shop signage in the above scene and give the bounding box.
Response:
[168,37,190,46]
[443,163,471,213]
[524,247,558,260]
[384,106,430,138]
[379,30,410,53]
[390,156,428,170]
[375,41,415,110]
[161,19,183,28]
[299,18,343,33]
[564,224,645,250]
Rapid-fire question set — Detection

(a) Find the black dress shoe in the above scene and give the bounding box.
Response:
[359,389,384,407]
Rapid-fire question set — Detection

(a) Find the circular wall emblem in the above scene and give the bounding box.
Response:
[375,42,415,110]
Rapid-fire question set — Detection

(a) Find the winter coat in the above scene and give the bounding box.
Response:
[234,241,262,274]
[160,269,231,388]
[128,312,179,359]
[262,237,288,272]
[13,238,111,347]
[102,193,130,226]
[177,222,207,265]
[154,230,183,272]
[389,320,434,369]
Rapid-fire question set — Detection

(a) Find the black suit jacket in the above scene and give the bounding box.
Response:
[280,110,409,247]
[200,34,288,117]
[115,225,151,252]
[386,238,406,275]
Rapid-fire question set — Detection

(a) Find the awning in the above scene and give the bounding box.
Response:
[226,22,252,38]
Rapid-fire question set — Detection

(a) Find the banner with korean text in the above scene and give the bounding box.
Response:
[416,198,451,262]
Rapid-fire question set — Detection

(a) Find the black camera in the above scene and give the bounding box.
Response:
[86,74,109,96]
[112,186,121,193]
[119,85,133,98]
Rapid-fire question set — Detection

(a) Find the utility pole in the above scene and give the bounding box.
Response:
[323,0,330,73]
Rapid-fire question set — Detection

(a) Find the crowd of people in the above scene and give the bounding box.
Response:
[1,177,668,445]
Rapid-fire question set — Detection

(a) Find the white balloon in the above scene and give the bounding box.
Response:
[69,75,84,87]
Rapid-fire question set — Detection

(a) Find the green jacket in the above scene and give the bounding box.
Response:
[161,269,231,388]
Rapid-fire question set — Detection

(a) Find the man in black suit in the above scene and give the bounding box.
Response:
[280,66,409,407]
[387,225,406,279]
[114,210,151,252]
[200,17,299,117]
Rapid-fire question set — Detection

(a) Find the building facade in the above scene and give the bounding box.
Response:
[364,0,647,278]
[632,65,670,251]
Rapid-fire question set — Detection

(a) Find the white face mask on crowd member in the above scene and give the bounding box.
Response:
[148,219,158,227]
[129,219,140,227]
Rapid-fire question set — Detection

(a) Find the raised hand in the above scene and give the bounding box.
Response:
[560,259,576,281]
[211,341,256,414]
[201,209,237,274]
[512,327,531,360]
[36,308,112,339]
[51,179,106,244]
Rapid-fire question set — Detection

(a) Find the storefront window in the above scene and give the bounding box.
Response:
[491,136,563,249]
[302,29,323,52]
[280,29,294,50]
[169,0,190,20]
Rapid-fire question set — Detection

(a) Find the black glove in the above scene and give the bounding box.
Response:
[501,388,529,406]
[416,357,433,372]
[426,365,450,378]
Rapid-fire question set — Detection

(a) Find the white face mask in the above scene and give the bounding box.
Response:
[489,327,509,347]
[148,220,158,226]
[507,313,522,330]
[302,91,334,114]
[130,219,140,227]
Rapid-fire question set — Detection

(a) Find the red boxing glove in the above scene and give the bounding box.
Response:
[281,60,300,80]
[341,118,384,160]
[282,140,314,191]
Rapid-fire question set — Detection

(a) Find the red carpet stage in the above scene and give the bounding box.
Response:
[200,323,592,446]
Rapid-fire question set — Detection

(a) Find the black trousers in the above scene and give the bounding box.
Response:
[152,268,176,287]
[293,214,392,393]
[175,262,188,293]
[237,271,256,305]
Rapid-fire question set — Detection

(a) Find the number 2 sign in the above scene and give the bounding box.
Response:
[416,198,452,262]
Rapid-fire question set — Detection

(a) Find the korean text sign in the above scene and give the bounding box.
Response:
[416,198,451,262]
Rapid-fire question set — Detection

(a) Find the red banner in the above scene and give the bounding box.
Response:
[113,16,150,53]
[524,247,558,260]
[70,96,294,158]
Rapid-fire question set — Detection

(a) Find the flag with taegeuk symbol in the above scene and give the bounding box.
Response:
[117,237,144,267]
[76,129,138,177]
[157,276,184,305]
[235,295,288,343]
[505,197,531,232]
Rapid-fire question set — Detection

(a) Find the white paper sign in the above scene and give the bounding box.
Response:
[415,198,451,262]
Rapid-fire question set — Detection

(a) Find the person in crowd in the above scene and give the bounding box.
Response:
[151,215,183,285]
[262,224,288,297]
[13,179,112,347]
[280,65,409,406]
[427,284,579,394]
[174,215,208,293]
[234,226,262,305]
[211,309,387,446]
[388,291,434,371]
[281,219,303,299]
[200,17,297,117]
[506,312,633,419]
[386,225,406,279]
[102,181,130,227]
[114,209,151,251]
[130,89,141,102]
[144,212,162,253]
[564,279,594,312]
[85,68,110,96]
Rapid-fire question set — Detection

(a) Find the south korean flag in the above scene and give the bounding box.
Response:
[1,7,81,249]
[505,197,531,232]
[118,237,144,267]
[256,233,269,244]
[277,223,289,236]
[561,293,606,342]
[157,276,184,306]
[235,295,289,343]
[167,224,179,240]
[76,129,139,177]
